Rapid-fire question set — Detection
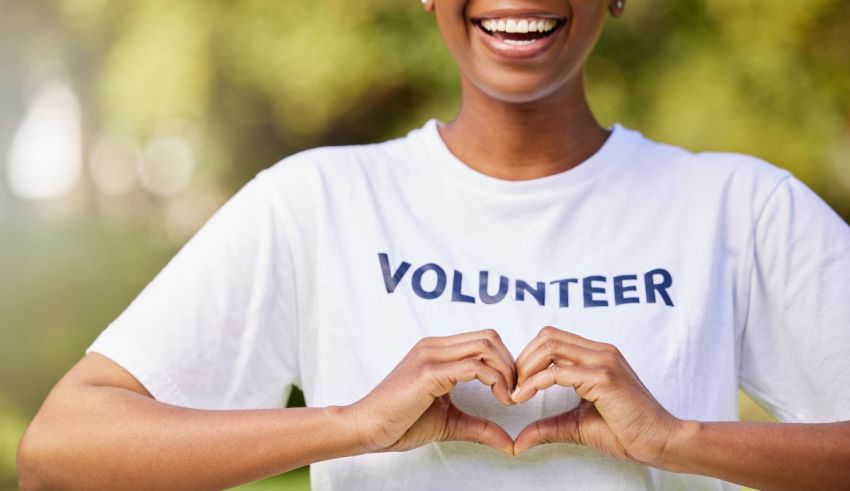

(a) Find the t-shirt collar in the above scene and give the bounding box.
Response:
[414,118,640,197]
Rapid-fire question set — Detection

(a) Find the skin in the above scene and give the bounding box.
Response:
[16,1,850,489]
[16,331,518,490]
[510,328,850,490]
[432,0,617,181]
[424,1,850,487]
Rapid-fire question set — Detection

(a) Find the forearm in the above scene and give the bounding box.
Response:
[17,385,363,491]
[661,420,850,490]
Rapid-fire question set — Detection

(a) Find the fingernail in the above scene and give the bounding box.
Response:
[511,385,522,400]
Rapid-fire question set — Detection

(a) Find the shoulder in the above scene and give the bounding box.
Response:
[246,132,414,220]
[259,135,409,190]
[626,128,794,209]
[635,130,790,181]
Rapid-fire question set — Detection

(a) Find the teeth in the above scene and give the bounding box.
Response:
[517,19,529,33]
[480,17,559,34]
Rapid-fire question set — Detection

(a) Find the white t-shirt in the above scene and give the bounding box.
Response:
[87,119,850,490]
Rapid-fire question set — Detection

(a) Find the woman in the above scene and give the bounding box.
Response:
[16,1,850,490]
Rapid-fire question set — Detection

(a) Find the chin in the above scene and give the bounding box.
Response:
[465,67,580,105]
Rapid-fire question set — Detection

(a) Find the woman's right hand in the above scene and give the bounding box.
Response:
[346,329,517,456]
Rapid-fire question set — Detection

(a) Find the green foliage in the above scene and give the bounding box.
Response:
[229,466,310,491]
[0,0,846,487]
[51,0,850,209]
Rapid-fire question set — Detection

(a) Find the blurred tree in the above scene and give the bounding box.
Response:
[0,0,847,488]
[49,0,850,210]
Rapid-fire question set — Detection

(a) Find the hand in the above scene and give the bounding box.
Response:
[347,329,517,456]
[511,326,683,466]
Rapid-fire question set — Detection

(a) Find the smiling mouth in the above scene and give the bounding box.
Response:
[472,16,565,45]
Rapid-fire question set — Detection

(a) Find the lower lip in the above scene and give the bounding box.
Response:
[472,21,566,59]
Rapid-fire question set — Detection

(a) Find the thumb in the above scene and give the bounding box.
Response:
[513,409,581,455]
[443,402,514,456]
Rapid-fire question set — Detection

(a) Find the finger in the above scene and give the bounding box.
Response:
[515,326,610,373]
[544,328,614,351]
[515,340,604,387]
[513,411,580,455]
[420,329,516,384]
[514,326,565,373]
[479,330,517,388]
[435,358,514,406]
[427,339,516,392]
[420,328,502,347]
[444,403,514,456]
[511,363,601,404]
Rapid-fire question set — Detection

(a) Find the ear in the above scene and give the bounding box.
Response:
[422,0,435,13]
[609,0,625,17]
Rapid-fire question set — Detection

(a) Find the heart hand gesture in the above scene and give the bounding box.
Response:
[348,326,681,465]
[511,326,682,465]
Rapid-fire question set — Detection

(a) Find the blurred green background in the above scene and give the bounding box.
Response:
[1,0,848,489]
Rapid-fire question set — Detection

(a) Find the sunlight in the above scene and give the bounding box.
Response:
[89,134,141,196]
[139,136,195,197]
[5,80,83,201]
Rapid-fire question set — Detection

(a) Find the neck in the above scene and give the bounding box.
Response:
[439,74,609,181]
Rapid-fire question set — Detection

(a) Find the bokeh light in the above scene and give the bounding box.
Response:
[89,134,141,196]
[6,80,82,201]
[0,0,847,489]
[138,136,195,197]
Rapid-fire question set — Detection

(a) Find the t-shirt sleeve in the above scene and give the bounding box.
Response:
[86,170,300,410]
[739,174,850,423]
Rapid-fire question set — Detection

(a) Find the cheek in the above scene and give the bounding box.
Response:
[434,1,474,60]
[568,1,610,53]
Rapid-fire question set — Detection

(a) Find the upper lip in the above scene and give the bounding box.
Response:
[469,7,567,21]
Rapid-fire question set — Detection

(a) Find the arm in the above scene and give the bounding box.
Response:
[17,329,516,491]
[16,353,361,491]
[665,419,850,490]
[511,326,850,490]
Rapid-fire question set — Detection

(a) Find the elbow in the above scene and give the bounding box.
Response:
[16,421,57,491]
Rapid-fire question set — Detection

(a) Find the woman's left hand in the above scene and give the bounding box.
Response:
[511,326,683,466]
